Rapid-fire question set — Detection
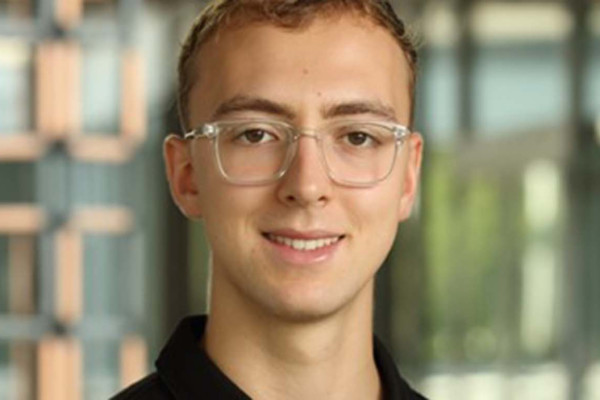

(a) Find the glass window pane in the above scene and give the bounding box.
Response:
[0,0,34,20]
[84,234,138,316]
[0,236,8,314]
[473,43,567,137]
[0,39,33,133]
[71,163,134,206]
[83,0,118,20]
[81,43,121,134]
[84,339,120,400]
[585,36,600,120]
[0,340,36,400]
[0,163,35,203]
[420,48,460,143]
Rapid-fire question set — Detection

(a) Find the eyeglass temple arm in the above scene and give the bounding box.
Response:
[184,124,218,140]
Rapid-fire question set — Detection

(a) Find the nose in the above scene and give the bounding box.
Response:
[276,134,332,208]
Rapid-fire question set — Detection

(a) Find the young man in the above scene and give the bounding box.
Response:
[113,0,424,398]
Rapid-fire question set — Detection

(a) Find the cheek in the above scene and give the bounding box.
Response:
[193,148,244,219]
[200,181,271,243]
[201,193,257,269]
[342,190,399,284]
[203,187,250,227]
[347,177,404,227]
[343,187,400,253]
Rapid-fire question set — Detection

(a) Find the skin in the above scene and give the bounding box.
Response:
[164,14,423,400]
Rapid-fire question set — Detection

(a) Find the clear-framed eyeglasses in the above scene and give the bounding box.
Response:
[184,119,411,187]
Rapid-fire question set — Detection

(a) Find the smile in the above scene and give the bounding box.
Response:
[264,233,344,251]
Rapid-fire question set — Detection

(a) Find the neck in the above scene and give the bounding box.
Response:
[204,276,381,400]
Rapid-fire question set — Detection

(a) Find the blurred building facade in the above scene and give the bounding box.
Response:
[0,0,151,399]
[0,0,599,399]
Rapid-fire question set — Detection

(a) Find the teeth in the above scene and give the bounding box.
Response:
[268,234,341,251]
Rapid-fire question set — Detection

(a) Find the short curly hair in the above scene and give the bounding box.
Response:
[177,0,418,131]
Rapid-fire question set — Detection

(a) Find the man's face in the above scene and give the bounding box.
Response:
[166,15,422,322]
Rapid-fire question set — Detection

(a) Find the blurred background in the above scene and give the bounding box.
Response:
[0,0,599,399]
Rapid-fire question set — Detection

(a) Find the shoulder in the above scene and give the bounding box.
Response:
[110,372,174,400]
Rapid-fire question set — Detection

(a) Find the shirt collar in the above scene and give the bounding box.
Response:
[156,315,423,400]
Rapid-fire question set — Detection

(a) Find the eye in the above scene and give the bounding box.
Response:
[342,131,378,147]
[235,128,277,144]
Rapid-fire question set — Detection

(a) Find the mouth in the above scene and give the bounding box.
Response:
[262,232,346,251]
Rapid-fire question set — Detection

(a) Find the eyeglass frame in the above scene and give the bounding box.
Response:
[183,118,412,187]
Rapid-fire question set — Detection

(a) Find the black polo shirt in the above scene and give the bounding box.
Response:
[111,315,427,399]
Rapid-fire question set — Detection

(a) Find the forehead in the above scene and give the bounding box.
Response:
[189,15,411,124]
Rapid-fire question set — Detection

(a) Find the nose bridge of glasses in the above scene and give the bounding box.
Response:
[285,127,330,178]
[292,128,322,143]
[289,129,326,162]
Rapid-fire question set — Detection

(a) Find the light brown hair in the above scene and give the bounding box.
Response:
[177,0,418,131]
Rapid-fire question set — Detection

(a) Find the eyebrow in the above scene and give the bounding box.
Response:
[322,101,397,121]
[212,96,295,120]
[211,95,397,122]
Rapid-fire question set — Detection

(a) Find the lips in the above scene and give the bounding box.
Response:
[265,233,343,251]
[261,230,345,265]
[262,230,346,252]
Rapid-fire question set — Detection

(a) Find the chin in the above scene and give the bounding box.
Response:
[256,284,362,324]
[267,302,342,324]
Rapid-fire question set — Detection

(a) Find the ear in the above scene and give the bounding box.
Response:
[163,134,203,219]
[397,132,423,222]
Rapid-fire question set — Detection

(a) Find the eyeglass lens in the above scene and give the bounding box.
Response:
[214,121,399,185]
